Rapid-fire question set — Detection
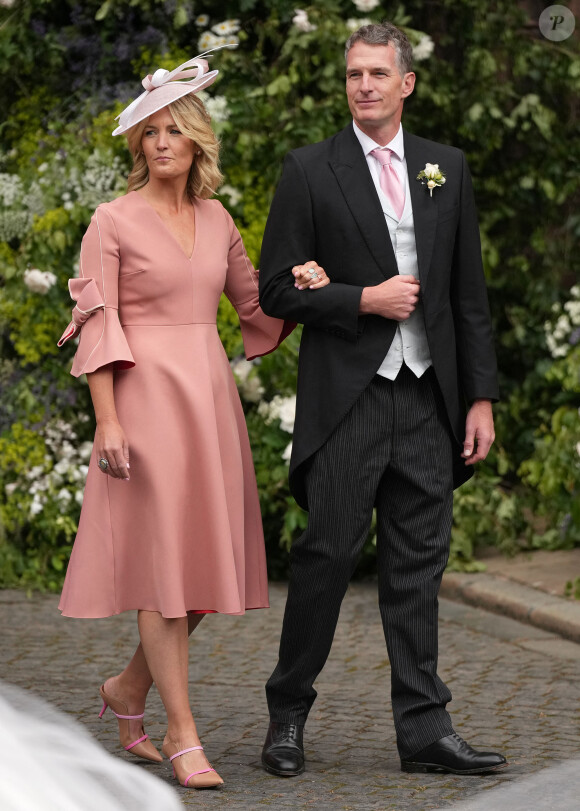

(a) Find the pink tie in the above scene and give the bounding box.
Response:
[371,148,405,220]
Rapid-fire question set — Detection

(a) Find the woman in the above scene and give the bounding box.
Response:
[58,50,328,790]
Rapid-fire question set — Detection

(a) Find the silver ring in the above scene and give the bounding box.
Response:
[98,458,109,471]
[309,271,319,279]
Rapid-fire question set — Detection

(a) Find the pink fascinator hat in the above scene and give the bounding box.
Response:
[112,45,236,136]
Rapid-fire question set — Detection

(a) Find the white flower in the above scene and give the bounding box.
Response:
[231,358,253,382]
[202,94,229,122]
[57,488,72,503]
[37,162,48,173]
[5,482,18,496]
[0,0,15,7]
[353,0,380,11]
[63,149,126,211]
[564,300,580,323]
[258,394,296,433]
[23,268,57,294]
[198,31,227,50]
[60,441,77,461]
[0,172,25,206]
[413,35,435,62]
[219,184,242,206]
[241,376,265,403]
[417,163,446,197]
[34,477,49,492]
[24,268,57,294]
[576,442,580,458]
[30,496,45,516]
[544,288,580,357]
[79,442,93,461]
[75,490,84,506]
[211,19,240,36]
[292,9,317,32]
[53,458,70,477]
[231,358,265,403]
[0,210,34,242]
[346,18,372,31]
[26,465,45,481]
[554,314,570,338]
[278,395,296,433]
[195,14,209,26]
[282,442,293,463]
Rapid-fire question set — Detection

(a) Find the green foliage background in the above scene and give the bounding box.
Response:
[0,0,579,589]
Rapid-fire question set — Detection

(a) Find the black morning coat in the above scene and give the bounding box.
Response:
[258,124,499,511]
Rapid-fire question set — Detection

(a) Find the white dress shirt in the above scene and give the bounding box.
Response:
[352,121,432,380]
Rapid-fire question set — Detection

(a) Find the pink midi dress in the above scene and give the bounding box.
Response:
[58,192,292,618]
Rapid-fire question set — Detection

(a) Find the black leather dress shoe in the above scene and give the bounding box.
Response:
[261,721,305,776]
[401,732,507,775]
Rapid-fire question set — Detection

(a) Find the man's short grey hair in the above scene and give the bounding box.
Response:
[345,22,414,76]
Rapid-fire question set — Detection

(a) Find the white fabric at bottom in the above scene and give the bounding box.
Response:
[0,682,181,811]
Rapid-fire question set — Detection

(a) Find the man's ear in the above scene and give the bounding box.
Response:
[401,72,416,99]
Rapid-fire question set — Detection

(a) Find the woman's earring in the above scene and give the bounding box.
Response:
[196,150,202,155]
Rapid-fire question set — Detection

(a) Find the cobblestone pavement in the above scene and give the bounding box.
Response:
[1,582,580,810]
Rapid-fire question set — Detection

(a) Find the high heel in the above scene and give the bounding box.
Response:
[166,745,224,789]
[98,684,163,763]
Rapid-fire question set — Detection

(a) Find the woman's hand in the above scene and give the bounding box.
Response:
[292,261,329,290]
[94,418,130,480]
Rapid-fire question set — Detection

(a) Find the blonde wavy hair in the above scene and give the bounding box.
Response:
[125,94,223,201]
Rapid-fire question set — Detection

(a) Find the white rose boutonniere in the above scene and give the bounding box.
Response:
[416,163,446,197]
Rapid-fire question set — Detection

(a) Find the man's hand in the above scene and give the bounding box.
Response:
[359,275,420,320]
[462,399,495,466]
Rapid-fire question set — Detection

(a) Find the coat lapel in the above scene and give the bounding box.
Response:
[404,130,438,290]
[329,125,397,281]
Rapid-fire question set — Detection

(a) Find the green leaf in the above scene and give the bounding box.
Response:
[95,0,112,21]
[174,7,188,29]
[266,75,291,96]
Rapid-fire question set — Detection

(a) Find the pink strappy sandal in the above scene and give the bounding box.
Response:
[98,684,162,763]
[168,745,224,789]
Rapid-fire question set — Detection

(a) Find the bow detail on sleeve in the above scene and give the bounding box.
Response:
[57,278,105,347]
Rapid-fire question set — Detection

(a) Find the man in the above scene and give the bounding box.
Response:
[258,22,506,777]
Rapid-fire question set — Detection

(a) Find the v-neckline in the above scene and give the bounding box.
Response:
[133,191,198,261]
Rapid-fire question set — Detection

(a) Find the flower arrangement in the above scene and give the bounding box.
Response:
[416,163,446,196]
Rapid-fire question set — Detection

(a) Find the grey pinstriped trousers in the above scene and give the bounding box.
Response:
[266,365,456,758]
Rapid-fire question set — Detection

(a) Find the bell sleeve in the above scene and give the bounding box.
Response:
[58,205,135,377]
[222,209,295,360]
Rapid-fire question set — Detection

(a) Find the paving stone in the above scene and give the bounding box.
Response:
[1,583,579,810]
